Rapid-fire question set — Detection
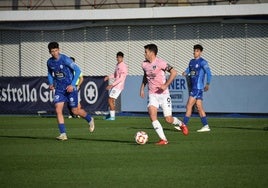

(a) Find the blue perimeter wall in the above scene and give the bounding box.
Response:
[121,75,268,114]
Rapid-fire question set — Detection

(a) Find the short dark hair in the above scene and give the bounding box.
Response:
[116,52,124,57]
[70,57,75,62]
[144,44,158,55]
[48,42,59,51]
[194,44,203,51]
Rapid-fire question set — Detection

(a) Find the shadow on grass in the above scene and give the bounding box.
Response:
[213,126,268,131]
[263,127,268,131]
[0,135,54,140]
[0,135,136,144]
[129,127,153,130]
[130,125,268,132]
[72,137,135,144]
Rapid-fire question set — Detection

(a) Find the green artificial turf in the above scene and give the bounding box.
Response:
[0,116,267,188]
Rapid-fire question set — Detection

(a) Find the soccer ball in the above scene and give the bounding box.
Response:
[135,131,148,145]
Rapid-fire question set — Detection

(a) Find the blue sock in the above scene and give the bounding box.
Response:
[183,116,190,125]
[58,123,66,134]
[84,114,92,123]
[201,116,208,126]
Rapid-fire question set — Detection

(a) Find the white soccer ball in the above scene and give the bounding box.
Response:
[135,131,148,145]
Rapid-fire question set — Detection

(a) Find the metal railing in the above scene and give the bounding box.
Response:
[0,0,266,10]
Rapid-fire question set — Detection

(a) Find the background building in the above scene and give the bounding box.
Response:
[1,0,268,10]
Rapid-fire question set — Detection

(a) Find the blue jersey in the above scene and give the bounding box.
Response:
[185,57,212,90]
[47,54,81,91]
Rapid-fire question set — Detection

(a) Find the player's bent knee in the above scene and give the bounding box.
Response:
[71,108,79,115]
[164,116,173,124]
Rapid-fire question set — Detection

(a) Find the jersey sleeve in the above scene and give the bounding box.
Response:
[75,72,83,86]
[201,60,212,84]
[184,60,191,75]
[47,60,54,85]
[64,56,81,87]
[185,67,190,75]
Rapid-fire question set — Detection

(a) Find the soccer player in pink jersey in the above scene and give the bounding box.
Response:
[104,52,128,120]
[140,44,188,145]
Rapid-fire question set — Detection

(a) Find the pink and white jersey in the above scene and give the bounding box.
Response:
[142,58,170,94]
[109,61,128,90]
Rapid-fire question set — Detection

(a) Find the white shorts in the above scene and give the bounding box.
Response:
[148,93,172,117]
[109,87,122,99]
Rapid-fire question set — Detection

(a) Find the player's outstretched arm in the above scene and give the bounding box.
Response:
[140,83,145,98]
[164,68,177,88]
[140,72,147,98]
[203,60,212,92]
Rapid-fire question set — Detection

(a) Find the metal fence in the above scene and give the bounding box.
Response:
[1,0,267,10]
[0,20,268,77]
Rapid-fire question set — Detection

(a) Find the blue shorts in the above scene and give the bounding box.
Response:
[190,89,203,100]
[54,89,78,108]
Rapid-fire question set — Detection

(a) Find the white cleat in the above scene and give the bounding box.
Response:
[56,133,68,141]
[89,117,95,133]
[197,125,210,132]
[174,126,181,131]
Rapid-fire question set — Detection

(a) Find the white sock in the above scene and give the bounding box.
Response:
[110,110,115,118]
[172,117,182,126]
[152,120,167,141]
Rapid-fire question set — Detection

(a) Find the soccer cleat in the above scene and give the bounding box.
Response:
[68,115,79,118]
[103,114,110,120]
[105,117,115,121]
[197,125,210,132]
[180,124,189,136]
[56,133,68,141]
[89,117,95,132]
[155,139,169,145]
[174,126,181,131]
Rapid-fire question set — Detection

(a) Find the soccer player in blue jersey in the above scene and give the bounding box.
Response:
[47,42,95,140]
[179,44,212,132]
